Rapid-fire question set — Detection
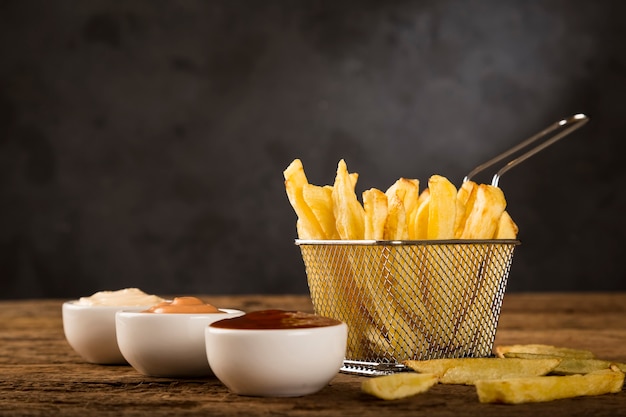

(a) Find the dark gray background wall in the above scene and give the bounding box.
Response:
[1,0,625,299]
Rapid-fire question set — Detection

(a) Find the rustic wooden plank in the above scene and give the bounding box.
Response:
[1,294,625,417]
[1,366,622,417]
[497,312,626,330]
[499,292,626,313]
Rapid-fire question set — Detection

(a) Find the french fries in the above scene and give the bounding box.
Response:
[426,175,457,239]
[458,184,507,239]
[403,357,561,385]
[362,188,388,240]
[496,343,626,375]
[284,159,517,242]
[495,344,596,359]
[285,159,518,364]
[476,366,625,404]
[302,184,338,240]
[361,373,438,400]
[504,352,626,375]
[283,159,325,239]
[332,159,365,240]
[287,160,622,407]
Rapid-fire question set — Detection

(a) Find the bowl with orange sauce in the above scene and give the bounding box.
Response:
[115,296,244,377]
[205,309,348,397]
[62,288,166,364]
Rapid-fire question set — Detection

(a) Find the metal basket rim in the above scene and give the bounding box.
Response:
[295,239,520,246]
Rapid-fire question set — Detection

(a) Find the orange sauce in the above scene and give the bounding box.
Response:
[209,309,342,330]
[143,296,221,314]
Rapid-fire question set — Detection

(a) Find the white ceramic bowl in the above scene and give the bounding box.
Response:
[116,308,244,377]
[62,301,153,364]
[205,310,348,397]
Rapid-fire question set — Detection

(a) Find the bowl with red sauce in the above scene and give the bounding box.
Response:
[115,296,244,377]
[205,309,348,397]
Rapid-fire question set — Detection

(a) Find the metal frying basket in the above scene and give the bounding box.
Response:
[294,114,589,375]
[298,240,518,366]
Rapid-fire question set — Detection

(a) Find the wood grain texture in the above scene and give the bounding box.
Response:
[1,294,625,416]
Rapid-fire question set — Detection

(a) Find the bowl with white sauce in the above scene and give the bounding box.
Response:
[62,288,165,364]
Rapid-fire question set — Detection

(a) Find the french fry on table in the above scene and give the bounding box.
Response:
[503,352,626,375]
[475,366,625,404]
[403,357,561,385]
[495,344,596,359]
[361,373,439,400]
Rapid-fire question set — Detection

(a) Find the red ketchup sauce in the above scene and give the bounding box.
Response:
[142,296,221,314]
[209,309,342,330]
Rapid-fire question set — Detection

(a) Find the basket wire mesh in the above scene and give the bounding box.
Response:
[297,240,519,374]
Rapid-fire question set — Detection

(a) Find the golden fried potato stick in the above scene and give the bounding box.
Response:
[454,180,477,238]
[332,159,365,240]
[386,178,420,219]
[404,357,561,385]
[475,366,625,404]
[284,159,326,239]
[427,175,457,239]
[409,189,430,239]
[503,352,626,375]
[302,184,339,240]
[495,344,596,359]
[459,184,507,239]
[494,210,519,239]
[384,192,409,240]
[363,188,388,240]
[361,373,439,400]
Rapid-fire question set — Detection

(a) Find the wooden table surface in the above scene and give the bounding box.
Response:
[1,293,625,417]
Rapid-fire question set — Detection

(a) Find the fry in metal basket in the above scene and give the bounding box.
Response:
[302,183,339,240]
[409,189,430,239]
[458,184,507,239]
[363,188,388,240]
[418,175,462,352]
[283,159,325,239]
[384,192,409,240]
[386,178,420,222]
[494,210,518,239]
[332,159,365,240]
[331,160,387,359]
[362,186,424,360]
[352,188,395,357]
[454,180,477,238]
[475,366,625,404]
[385,180,437,359]
[427,175,457,239]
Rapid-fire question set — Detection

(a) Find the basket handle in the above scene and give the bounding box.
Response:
[463,113,589,187]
